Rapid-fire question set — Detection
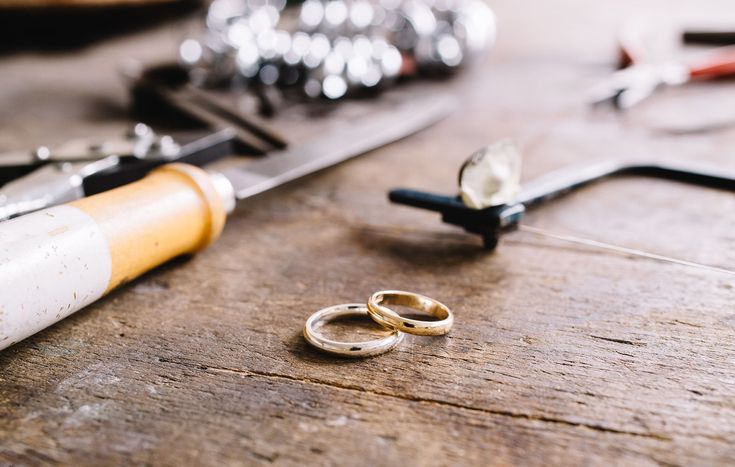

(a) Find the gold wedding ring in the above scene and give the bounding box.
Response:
[367,290,454,336]
[303,303,405,358]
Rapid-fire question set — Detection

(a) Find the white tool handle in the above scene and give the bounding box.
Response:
[0,205,112,349]
[0,164,232,351]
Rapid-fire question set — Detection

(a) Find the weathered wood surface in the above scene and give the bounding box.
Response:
[2,1,735,465]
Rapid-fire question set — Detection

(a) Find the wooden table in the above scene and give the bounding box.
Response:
[2,1,735,465]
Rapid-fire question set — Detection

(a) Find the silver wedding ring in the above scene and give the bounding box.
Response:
[303,303,405,358]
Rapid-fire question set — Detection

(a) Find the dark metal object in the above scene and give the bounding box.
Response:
[129,63,289,154]
[0,128,238,220]
[683,30,735,46]
[180,84,287,149]
[389,160,735,249]
[83,128,236,195]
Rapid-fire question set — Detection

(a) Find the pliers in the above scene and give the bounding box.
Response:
[588,23,735,109]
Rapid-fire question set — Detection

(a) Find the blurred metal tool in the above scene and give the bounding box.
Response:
[0,126,237,220]
[683,30,735,46]
[179,0,496,100]
[589,24,735,109]
[126,62,289,152]
[0,157,120,220]
[158,86,286,153]
[0,123,179,167]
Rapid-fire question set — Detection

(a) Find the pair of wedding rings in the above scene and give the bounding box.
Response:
[303,290,453,358]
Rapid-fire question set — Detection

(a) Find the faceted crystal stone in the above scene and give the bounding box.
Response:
[459,140,521,209]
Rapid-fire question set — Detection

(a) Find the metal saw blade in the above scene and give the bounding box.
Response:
[220,93,456,201]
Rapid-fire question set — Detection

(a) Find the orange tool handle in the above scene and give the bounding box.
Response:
[689,46,735,79]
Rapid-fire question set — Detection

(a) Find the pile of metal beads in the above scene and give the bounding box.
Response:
[179,0,495,99]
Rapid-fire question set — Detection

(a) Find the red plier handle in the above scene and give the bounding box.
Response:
[689,46,735,79]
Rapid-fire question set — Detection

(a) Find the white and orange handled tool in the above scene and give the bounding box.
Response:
[0,95,455,351]
[0,164,232,349]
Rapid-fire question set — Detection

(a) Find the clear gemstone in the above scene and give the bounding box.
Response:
[459,140,521,209]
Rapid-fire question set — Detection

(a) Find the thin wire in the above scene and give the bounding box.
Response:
[518,224,735,276]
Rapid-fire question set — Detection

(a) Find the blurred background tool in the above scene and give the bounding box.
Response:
[588,22,735,109]
[0,125,238,220]
[177,0,496,100]
[683,29,735,46]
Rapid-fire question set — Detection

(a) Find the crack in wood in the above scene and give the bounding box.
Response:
[203,365,673,441]
[589,335,645,347]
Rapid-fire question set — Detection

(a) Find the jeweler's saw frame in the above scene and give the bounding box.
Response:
[390,160,735,249]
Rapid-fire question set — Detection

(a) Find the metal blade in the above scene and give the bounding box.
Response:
[220,93,456,200]
[0,149,39,167]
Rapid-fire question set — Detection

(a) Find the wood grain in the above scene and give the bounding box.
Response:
[1,1,735,465]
